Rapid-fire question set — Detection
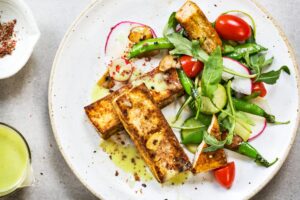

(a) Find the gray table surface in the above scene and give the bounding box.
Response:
[0,0,299,199]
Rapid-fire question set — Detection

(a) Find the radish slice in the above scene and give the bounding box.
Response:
[222,57,252,95]
[104,21,157,59]
[175,24,183,32]
[109,57,133,82]
[243,113,267,142]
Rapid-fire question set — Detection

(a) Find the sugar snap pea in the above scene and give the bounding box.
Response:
[225,43,267,60]
[127,38,174,59]
[237,142,278,167]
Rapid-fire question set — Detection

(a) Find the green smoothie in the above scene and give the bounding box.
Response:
[0,124,30,195]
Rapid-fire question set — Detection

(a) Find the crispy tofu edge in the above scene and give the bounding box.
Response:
[84,85,131,139]
[84,68,184,139]
[175,1,222,54]
[192,115,227,173]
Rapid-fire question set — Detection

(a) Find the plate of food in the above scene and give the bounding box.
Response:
[48,0,299,199]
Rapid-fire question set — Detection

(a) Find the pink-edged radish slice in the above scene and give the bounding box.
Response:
[243,112,267,142]
[222,57,252,95]
[109,57,133,82]
[104,21,157,60]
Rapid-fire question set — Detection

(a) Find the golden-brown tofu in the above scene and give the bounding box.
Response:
[158,55,180,72]
[192,115,227,173]
[84,68,184,139]
[175,1,222,54]
[128,26,154,43]
[113,83,191,183]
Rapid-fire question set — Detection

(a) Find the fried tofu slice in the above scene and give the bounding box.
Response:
[84,68,184,139]
[175,1,222,54]
[192,115,227,173]
[113,83,191,183]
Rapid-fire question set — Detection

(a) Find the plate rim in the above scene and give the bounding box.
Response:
[48,0,300,199]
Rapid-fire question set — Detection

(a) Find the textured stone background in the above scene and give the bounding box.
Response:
[0,0,299,199]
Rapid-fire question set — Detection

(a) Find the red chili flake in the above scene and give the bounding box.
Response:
[0,19,17,58]
[116,65,121,72]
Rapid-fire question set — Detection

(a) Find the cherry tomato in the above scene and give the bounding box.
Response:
[215,14,251,41]
[252,81,267,97]
[214,162,235,189]
[179,55,204,78]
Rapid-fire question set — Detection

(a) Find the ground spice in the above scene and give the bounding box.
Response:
[0,19,17,58]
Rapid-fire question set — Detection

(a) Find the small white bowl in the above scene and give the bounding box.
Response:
[0,0,40,79]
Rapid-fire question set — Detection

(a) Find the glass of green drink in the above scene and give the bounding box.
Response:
[0,123,34,197]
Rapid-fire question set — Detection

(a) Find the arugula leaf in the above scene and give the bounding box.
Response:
[201,47,223,99]
[256,66,290,84]
[166,33,256,79]
[163,12,178,37]
[203,130,226,152]
[191,40,209,62]
[166,33,193,56]
[251,54,274,68]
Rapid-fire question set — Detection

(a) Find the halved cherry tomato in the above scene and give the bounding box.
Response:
[215,14,251,41]
[179,55,204,78]
[214,162,235,189]
[252,81,267,97]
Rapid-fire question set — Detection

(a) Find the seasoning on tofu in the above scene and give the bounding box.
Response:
[175,1,222,54]
[113,83,191,183]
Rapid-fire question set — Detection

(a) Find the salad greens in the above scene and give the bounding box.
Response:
[256,66,290,84]
[203,130,226,152]
[201,47,223,99]
[126,9,290,168]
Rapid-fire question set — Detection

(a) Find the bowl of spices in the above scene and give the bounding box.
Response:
[0,123,34,197]
[0,0,40,79]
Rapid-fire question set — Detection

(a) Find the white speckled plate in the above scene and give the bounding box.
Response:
[0,0,40,79]
[49,0,299,199]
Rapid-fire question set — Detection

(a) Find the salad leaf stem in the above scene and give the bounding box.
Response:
[225,81,236,144]
[173,96,193,122]
[170,125,205,130]
[223,67,257,79]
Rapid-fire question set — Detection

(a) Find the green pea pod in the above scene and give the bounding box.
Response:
[177,69,194,96]
[225,43,267,60]
[238,142,278,167]
[241,91,261,101]
[128,38,174,59]
[232,98,275,123]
